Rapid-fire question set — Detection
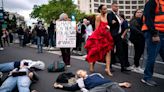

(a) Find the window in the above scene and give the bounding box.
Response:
[119,6,124,9]
[132,11,135,14]
[119,1,123,4]
[132,1,137,4]
[132,6,137,9]
[139,6,144,9]
[119,11,124,14]
[94,0,98,2]
[107,5,111,8]
[106,0,111,3]
[126,6,130,9]
[94,9,98,12]
[94,4,99,7]
[125,1,130,4]
[138,1,144,4]
[126,16,131,19]
[125,11,130,14]
[100,0,105,3]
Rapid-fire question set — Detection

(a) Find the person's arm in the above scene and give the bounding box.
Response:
[54,83,80,91]
[121,20,129,39]
[144,0,157,35]
[130,19,143,35]
[95,15,101,29]
[118,82,131,88]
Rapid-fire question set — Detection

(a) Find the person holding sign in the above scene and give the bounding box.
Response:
[57,13,72,67]
[85,5,114,76]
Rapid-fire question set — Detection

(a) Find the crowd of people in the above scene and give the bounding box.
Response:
[0,0,164,91]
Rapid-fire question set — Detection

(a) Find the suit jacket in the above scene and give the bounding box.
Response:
[107,11,120,37]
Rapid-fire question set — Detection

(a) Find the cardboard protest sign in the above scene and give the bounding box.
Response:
[56,21,76,48]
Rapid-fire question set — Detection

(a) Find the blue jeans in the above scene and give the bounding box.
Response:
[17,76,31,92]
[0,68,31,92]
[0,76,18,92]
[0,62,15,72]
[37,36,44,53]
[143,31,164,81]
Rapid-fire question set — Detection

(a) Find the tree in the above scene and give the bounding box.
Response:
[30,0,86,23]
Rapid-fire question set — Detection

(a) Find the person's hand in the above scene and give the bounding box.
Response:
[122,82,131,88]
[106,25,110,31]
[53,83,63,88]
[152,35,160,43]
[112,20,116,24]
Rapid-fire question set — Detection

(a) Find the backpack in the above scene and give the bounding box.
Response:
[47,60,65,72]
[56,72,75,83]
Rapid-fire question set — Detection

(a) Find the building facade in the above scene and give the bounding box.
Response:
[77,0,147,19]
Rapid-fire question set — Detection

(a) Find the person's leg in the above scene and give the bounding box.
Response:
[0,62,15,72]
[143,32,160,81]
[0,36,3,48]
[40,36,44,53]
[89,85,106,92]
[105,52,113,76]
[65,48,71,65]
[17,76,31,92]
[37,36,41,53]
[159,34,164,62]
[0,76,17,92]
[134,38,145,67]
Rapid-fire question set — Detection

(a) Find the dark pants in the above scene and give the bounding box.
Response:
[0,36,3,47]
[60,48,71,65]
[131,36,145,67]
[111,35,129,70]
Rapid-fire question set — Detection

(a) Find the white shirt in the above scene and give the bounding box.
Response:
[111,10,122,34]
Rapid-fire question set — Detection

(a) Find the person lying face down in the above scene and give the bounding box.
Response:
[0,59,45,73]
[54,69,131,92]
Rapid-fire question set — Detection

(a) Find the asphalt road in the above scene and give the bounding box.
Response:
[0,44,164,92]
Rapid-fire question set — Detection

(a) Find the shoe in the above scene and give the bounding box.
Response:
[0,48,4,51]
[66,65,71,67]
[121,68,131,72]
[127,65,135,70]
[141,79,158,86]
[133,66,144,73]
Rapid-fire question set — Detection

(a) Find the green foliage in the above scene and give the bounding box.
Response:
[30,0,86,23]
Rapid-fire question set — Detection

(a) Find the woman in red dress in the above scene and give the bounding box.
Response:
[85,5,114,76]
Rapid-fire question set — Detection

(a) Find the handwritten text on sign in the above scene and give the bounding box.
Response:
[56,21,76,48]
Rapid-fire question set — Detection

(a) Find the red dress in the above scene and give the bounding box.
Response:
[85,21,114,63]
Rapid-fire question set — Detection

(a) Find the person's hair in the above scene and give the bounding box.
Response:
[59,13,68,20]
[112,2,118,5]
[119,14,125,20]
[97,4,105,13]
[133,9,142,18]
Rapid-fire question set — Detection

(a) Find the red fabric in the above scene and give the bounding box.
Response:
[85,21,114,63]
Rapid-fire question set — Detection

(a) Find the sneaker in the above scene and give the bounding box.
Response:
[0,48,4,51]
[127,65,135,70]
[66,65,71,68]
[133,67,144,73]
[141,79,158,86]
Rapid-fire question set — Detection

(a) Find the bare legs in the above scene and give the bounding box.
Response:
[105,52,113,76]
[89,51,112,76]
[89,62,95,73]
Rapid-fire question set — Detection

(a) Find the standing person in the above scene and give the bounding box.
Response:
[141,0,164,86]
[129,9,145,72]
[119,14,130,69]
[0,27,4,50]
[85,5,114,76]
[58,13,71,67]
[2,28,9,46]
[48,21,55,49]
[36,21,46,53]
[107,2,130,72]
[85,21,93,41]
[17,26,25,47]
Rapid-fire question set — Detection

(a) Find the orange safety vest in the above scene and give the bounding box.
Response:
[142,0,164,32]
